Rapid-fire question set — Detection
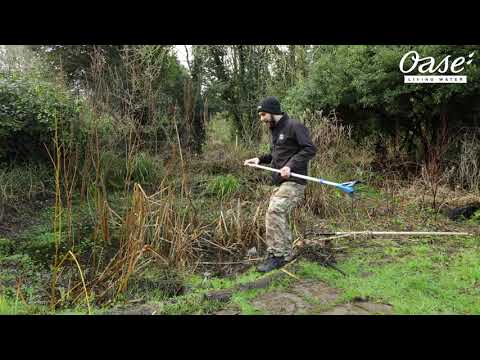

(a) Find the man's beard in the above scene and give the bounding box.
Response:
[266,114,276,129]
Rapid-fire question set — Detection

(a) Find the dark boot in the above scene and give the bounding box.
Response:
[256,254,287,273]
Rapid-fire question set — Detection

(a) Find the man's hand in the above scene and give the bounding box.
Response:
[280,166,291,179]
[244,157,260,166]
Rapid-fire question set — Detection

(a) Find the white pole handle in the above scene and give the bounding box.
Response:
[245,163,342,187]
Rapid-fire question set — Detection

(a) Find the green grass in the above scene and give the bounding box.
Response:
[109,227,480,315]
[0,295,47,315]
[0,295,20,315]
[121,269,264,315]
[231,290,267,315]
[467,209,480,225]
[205,174,241,200]
[0,298,92,315]
[134,268,295,315]
[296,238,480,314]
[227,269,296,315]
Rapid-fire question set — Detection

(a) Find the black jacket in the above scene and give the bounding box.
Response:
[258,113,317,186]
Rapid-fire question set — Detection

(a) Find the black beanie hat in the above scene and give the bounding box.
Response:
[257,96,283,115]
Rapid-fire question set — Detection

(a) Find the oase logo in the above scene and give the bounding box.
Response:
[400,50,474,84]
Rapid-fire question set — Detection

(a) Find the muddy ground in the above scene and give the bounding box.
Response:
[106,276,393,315]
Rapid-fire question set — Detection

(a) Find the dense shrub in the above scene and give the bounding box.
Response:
[283,45,480,168]
[0,69,81,163]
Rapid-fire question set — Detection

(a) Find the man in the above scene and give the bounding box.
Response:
[244,96,317,273]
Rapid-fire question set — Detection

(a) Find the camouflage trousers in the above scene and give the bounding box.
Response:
[265,181,306,260]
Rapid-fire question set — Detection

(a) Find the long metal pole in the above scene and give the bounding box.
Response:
[321,231,472,236]
[245,163,351,188]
